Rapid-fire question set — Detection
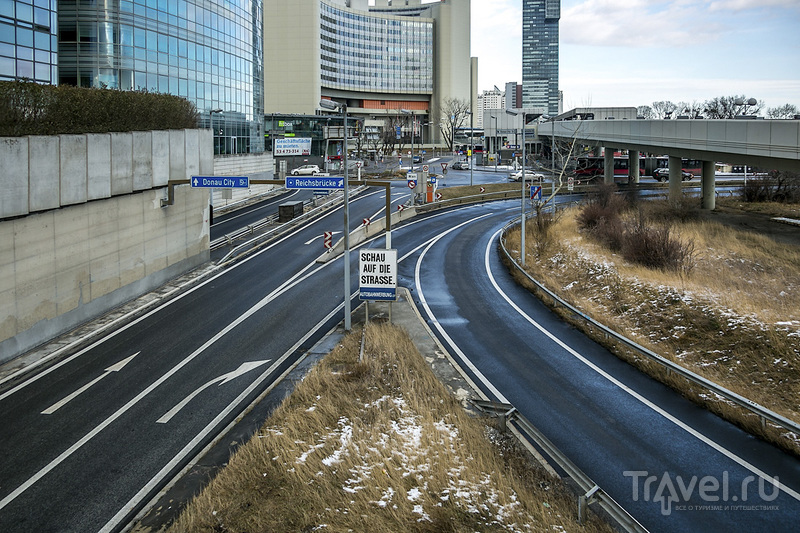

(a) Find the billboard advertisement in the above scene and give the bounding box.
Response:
[275,137,312,156]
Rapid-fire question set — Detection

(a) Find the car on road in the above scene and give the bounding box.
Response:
[508,169,545,182]
[291,164,321,176]
[412,155,422,164]
[653,167,693,182]
[451,161,470,170]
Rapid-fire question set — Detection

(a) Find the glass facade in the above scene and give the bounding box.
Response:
[0,0,58,83]
[522,0,559,115]
[57,0,263,154]
[320,1,433,94]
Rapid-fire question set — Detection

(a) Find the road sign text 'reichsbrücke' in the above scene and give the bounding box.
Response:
[286,177,344,189]
[191,176,249,188]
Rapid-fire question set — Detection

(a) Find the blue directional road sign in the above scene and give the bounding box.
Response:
[191,176,249,188]
[286,176,344,189]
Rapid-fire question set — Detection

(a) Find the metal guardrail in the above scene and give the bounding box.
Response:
[471,399,649,533]
[498,217,800,438]
[216,187,366,263]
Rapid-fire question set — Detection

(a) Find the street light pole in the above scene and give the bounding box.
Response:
[320,99,352,331]
[468,111,474,186]
[506,109,527,267]
[490,115,498,173]
[209,108,223,225]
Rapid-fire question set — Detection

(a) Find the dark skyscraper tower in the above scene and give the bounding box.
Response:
[522,0,560,115]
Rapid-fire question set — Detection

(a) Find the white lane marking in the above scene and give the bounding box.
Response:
[100,304,345,533]
[0,191,376,399]
[41,353,139,415]
[481,228,799,501]
[156,360,271,424]
[410,213,506,402]
[0,255,340,512]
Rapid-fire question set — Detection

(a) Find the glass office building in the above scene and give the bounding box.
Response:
[320,1,433,94]
[522,0,559,115]
[57,0,264,154]
[0,0,58,84]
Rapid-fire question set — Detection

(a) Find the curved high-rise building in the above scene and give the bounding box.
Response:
[264,0,473,146]
[57,0,264,154]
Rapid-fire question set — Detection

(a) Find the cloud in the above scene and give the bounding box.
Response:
[561,0,723,47]
[708,0,800,11]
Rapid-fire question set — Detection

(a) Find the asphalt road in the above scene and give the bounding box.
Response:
[1,182,796,532]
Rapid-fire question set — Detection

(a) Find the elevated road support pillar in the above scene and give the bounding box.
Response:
[604,148,614,185]
[628,150,640,184]
[701,160,716,210]
[668,155,682,204]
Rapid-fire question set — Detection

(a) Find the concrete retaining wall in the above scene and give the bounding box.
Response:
[212,152,278,205]
[0,129,212,363]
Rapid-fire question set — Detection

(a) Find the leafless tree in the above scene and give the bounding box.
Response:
[434,97,470,152]
[704,95,763,119]
[766,104,799,119]
[651,101,678,119]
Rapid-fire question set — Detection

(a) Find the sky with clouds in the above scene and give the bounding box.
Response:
[468,0,800,111]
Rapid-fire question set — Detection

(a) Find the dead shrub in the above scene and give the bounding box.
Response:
[621,216,695,273]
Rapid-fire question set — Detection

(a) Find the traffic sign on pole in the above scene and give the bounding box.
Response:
[359,249,398,301]
[191,176,249,188]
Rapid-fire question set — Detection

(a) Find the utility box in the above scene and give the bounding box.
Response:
[279,200,304,222]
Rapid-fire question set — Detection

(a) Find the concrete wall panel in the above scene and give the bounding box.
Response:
[185,129,200,177]
[87,133,112,201]
[54,202,90,315]
[0,221,16,340]
[152,130,170,187]
[770,121,800,160]
[169,130,187,180]
[59,135,88,206]
[132,131,154,191]
[117,195,146,287]
[28,136,61,212]
[13,212,56,331]
[0,138,29,218]
[199,129,213,174]
[111,132,134,196]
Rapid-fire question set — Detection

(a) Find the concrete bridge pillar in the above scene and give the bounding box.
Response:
[701,160,716,210]
[668,155,682,203]
[628,150,640,184]
[604,148,614,185]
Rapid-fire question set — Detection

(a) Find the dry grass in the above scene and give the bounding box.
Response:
[436,182,523,202]
[169,322,613,533]
[506,200,800,454]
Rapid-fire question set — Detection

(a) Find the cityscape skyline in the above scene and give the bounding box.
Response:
[471,0,800,111]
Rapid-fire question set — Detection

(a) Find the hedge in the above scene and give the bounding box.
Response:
[0,80,198,136]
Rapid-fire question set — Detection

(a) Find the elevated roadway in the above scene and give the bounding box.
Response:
[538,118,800,208]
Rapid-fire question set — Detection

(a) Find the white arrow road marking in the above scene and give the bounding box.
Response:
[41,353,139,415]
[156,360,270,424]
[305,231,341,245]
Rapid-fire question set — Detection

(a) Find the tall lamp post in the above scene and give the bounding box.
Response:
[209,109,223,225]
[506,109,527,267]
[490,115,499,173]
[734,97,758,187]
[466,111,474,186]
[400,109,414,172]
[319,99,352,331]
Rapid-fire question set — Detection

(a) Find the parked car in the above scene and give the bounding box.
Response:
[653,167,693,182]
[291,164,321,176]
[508,169,545,182]
[451,161,469,170]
